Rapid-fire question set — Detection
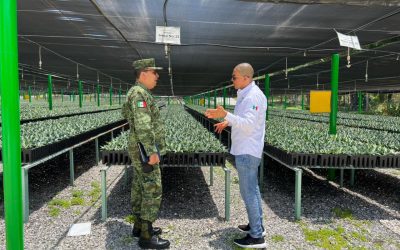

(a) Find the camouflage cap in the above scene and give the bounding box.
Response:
[132,58,163,71]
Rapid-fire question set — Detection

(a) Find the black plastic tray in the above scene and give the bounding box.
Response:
[101,150,226,167]
[21,120,127,163]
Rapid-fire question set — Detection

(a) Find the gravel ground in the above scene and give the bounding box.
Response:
[1,146,400,249]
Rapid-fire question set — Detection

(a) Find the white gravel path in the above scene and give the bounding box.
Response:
[1,151,400,249]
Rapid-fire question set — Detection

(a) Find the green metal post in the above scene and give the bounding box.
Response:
[101,169,107,220]
[223,87,226,109]
[214,90,217,108]
[48,75,53,110]
[224,166,231,221]
[358,91,362,114]
[203,94,206,107]
[109,85,113,106]
[350,169,355,186]
[168,96,170,105]
[271,95,274,107]
[69,149,74,186]
[95,138,99,164]
[294,168,302,220]
[78,80,83,108]
[301,92,304,110]
[28,86,31,103]
[207,92,211,108]
[0,0,24,247]
[119,87,122,105]
[264,74,270,120]
[97,84,100,107]
[330,53,339,135]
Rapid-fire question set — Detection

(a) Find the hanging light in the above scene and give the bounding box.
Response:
[285,57,288,79]
[76,64,79,80]
[39,46,43,69]
[346,47,351,68]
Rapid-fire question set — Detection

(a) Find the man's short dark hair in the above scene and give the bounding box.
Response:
[135,69,146,79]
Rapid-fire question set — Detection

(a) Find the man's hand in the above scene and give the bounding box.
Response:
[205,105,228,119]
[148,153,160,165]
[214,121,229,134]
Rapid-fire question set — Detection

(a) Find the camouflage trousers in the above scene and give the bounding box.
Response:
[128,143,162,223]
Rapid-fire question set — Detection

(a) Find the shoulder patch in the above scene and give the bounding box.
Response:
[137,100,147,108]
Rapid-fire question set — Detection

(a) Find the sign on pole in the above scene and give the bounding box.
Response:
[335,31,361,50]
[156,26,181,44]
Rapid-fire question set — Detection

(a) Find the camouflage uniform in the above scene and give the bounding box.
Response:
[122,60,166,223]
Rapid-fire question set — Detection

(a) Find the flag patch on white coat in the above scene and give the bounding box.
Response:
[252,105,258,111]
[137,101,147,108]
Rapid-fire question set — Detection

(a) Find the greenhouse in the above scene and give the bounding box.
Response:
[1,0,400,249]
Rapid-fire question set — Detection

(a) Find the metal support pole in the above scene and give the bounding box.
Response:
[210,166,214,186]
[48,75,53,110]
[350,169,355,186]
[330,53,339,135]
[97,84,100,107]
[109,85,113,106]
[78,80,83,108]
[214,90,217,108]
[28,86,32,103]
[69,149,74,186]
[223,87,226,109]
[224,166,231,221]
[294,168,302,220]
[1,0,24,246]
[264,74,270,120]
[301,92,304,110]
[358,91,362,114]
[207,92,211,108]
[340,168,344,188]
[118,87,122,105]
[22,168,29,223]
[95,138,99,164]
[101,168,107,220]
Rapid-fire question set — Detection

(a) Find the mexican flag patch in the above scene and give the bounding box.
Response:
[252,105,258,111]
[137,101,147,108]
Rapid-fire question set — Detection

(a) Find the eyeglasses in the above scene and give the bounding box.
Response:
[231,75,248,81]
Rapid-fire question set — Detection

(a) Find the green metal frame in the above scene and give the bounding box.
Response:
[0,0,24,248]
[48,75,53,110]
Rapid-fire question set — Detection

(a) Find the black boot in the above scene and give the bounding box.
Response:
[132,225,162,237]
[138,220,170,249]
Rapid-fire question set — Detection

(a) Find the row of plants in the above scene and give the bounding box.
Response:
[102,105,227,153]
[269,109,400,132]
[0,102,121,122]
[185,105,399,156]
[0,110,124,149]
[265,116,399,155]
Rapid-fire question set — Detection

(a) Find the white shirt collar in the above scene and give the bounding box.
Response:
[237,81,255,97]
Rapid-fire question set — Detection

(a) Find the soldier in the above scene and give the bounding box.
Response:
[122,58,169,249]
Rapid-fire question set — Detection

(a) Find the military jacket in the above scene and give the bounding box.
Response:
[122,82,166,155]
